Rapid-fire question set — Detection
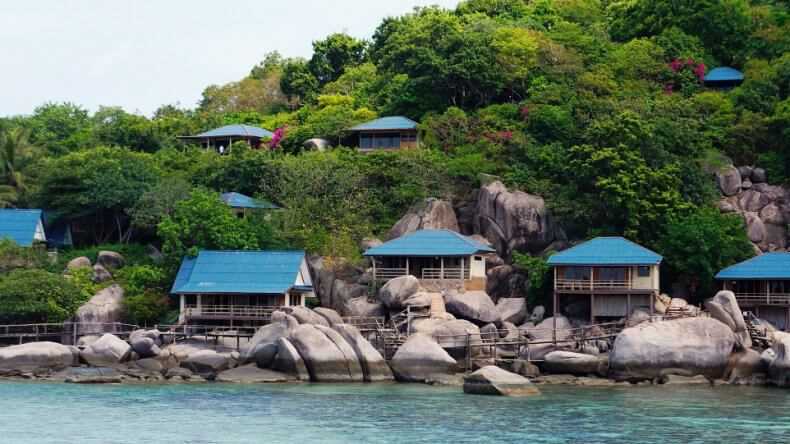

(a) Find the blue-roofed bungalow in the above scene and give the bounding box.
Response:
[179,124,274,152]
[547,237,662,323]
[704,67,745,88]
[363,229,496,291]
[171,250,315,324]
[220,192,280,218]
[348,116,419,152]
[0,209,47,247]
[716,253,790,330]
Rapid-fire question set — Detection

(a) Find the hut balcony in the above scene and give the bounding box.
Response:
[182,304,278,321]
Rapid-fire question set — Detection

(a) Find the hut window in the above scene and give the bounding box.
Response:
[637,266,650,277]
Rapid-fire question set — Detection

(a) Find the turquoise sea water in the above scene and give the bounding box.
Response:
[0,381,788,443]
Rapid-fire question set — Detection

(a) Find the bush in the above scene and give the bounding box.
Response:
[0,240,50,273]
[0,269,85,323]
[117,265,172,325]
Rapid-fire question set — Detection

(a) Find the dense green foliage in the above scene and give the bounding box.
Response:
[0,269,85,323]
[1,0,787,305]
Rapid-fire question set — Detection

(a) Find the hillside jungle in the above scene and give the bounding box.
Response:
[0,0,787,326]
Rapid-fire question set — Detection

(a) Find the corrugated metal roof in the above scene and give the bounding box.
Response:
[171,250,307,294]
[220,192,280,210]
[715,253,790,280]
[364,229,495,257]
[349,116,417,132]
[184,124,274,139]
[547,237,663,266]
[0,209,44,246]
[704,67,744,83]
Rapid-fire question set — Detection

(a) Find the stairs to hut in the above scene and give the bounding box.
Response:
[743,311,772,349]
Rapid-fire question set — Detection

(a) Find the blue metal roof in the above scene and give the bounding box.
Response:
[715,253,790,280]
[171,250,308,294]
[547,237,662,266]
[364,229,495,257]
[349,116,417,132]
[185,124,274,139]
[220,192,280,210]
[0,209,44,246]
[704,67,744,83]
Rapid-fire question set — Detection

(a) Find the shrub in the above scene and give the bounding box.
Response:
[0,269,85,323]
[116,265,172,325]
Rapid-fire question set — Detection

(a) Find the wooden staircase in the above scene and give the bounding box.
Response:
[743,311,772,349]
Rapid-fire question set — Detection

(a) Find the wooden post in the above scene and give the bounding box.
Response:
[626,293,631,318]
[552,292,558,346]
[590,293,595,324]
[440,257,445,280]
[405,257,410,277]
[650,292,655,316]
[372,259,377,287]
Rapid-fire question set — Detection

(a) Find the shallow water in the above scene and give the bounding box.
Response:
[0,381,788,443]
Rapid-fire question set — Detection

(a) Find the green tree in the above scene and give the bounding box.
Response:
[281,58,319,105]
[25,102,93,155]
[157,189,261,266]
[0,127,37,207]
[608,0,753,64]
[35,147,160,243]
[309,33,367,85]
[657,207,754,301]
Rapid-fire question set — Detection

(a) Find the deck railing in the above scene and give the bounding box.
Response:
[184,305,278,319]
[735,293,790,306]
[555,279,648,291]
[421,267,470,280]
[373,267,409,281]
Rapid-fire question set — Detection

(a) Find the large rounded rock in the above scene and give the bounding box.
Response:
[314,307,344,326]
[390,333,457,383]
[216,364,295,383]
[463,365,539,397]
[495,298,528,325]
[271,337,310,381]
[543,351,606,376]
[288,324,356,382]
[474,180,558,257]
[444,290,500,325]
[725,349,765,384]
[129,334,161,359]
[80,333,132,366]
[0,342,74,374]
[241,322,290,364]
[486,265,528,301]
[333,324,394,382]
[387,198,460,240]
[74,284,125,335]
[752,167,767,183]
[379,276,420,310]
[431,319,482,359]
[716,165,742,197]
[345,297,385,318]
[96,251,125,270]
[180,350,230,377]
[314,324,364,382]
[609,318,736,381]
[91,264,112,284]
[286,306,329,327]
[66,256,91,271]
[705,290,751,350]
[768,332,790,387]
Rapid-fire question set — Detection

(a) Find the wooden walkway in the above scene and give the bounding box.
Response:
[0,322,140,345]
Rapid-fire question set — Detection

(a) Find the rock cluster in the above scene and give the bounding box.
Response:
[473,180,564,258]
[716,164,789,252]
